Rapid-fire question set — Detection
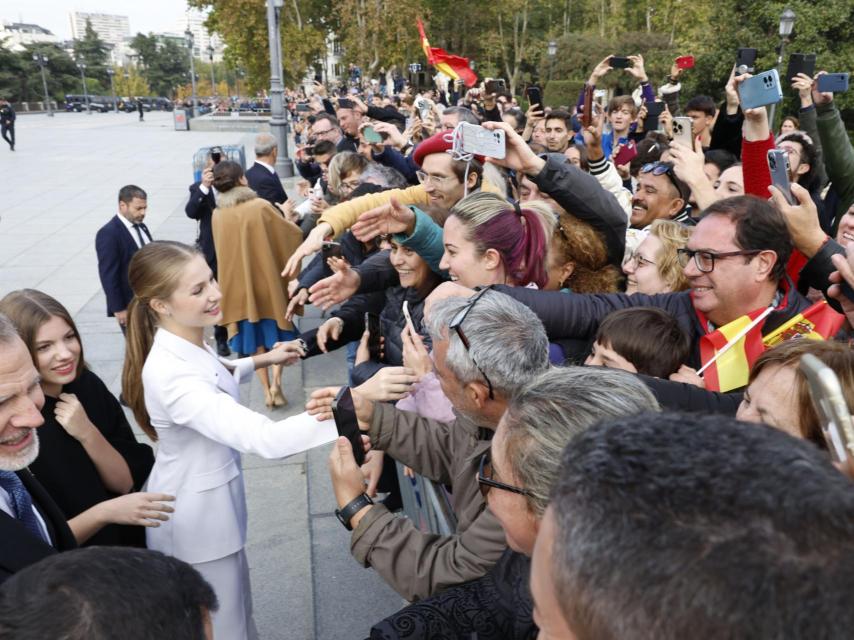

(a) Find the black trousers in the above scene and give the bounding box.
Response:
[1,124,13,148]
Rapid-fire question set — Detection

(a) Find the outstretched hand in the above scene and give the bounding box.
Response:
[351,197,415,242]
[481,121,545,176]
[309,263,361,310]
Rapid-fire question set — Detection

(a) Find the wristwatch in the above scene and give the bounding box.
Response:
[335,493,374,531]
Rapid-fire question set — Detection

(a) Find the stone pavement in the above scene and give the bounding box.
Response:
[0,112,403,639]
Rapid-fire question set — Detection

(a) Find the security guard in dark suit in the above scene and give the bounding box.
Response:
[0,98,15,151]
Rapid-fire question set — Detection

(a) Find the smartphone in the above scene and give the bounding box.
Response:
[735,48,758,75]
[613,139,637,166]
[363,125,383,144]
[485,79,507,95]
[642,101,666,132]
[365,312,382,361]
[296,103,312,112]
[331,387,366,466]
[526,86,542,108]
[581,84,594,128]
[457,122,506,159]
[800,354,854,465]
[416,98,431,120]
[738,69,783,110]
[321,241,343,275]
[610,56,630,69]
[817,73,850,93]
[672,116,694,148]
[675,55,695,70]
[767,149,795,206]
[210,146,223,164]
[402,300,415,332]
[785,53,817,83]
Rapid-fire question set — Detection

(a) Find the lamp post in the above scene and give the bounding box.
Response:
[207,44,216,97]
[185,29,198,118]
[770,7,796,131]
[547,40,557,82]
[106,68,117,112]
[32,53,53,117]
[266,0,295,177]
[76,62,91,114]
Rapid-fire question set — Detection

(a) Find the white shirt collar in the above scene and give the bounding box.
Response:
[256,159,276,174]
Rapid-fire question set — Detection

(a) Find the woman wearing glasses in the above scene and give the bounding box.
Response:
[370,366,658,639]
[624,219,692,295]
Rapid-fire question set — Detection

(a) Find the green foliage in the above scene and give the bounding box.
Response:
[74,19,110,85]
[130,33,191,97]
[544,79,585,108]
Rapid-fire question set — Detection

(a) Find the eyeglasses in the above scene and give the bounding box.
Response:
[448,287,495,399]
[627,252,656,268]
[676,248,763,273]
[313,128,336,137]
[339,180,360,193]
[640,162,686,200]
[477,452,531,498]
[416,171,457,188]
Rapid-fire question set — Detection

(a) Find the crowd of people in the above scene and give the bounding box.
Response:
[1,48,854,640]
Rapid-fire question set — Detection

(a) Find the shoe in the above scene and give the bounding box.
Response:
[263,387,274,408]
[216,341,231,357]
[270,385,287,407]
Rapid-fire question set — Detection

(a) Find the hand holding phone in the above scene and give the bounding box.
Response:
[738,70,783,110]
[675,55,695,70]
[331,387,366,466]
[672,116,694,148]
[610,56,630,69]
[456,122,506,159]
[525,86,542,109]
[767,149,795,205]
[581,84,594,128]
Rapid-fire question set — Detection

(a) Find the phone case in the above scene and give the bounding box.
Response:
[738,69,783,110]
[642,101,665,132]
[785,53,816,82]
[735,48,758,74]
[672,117,693,148]
[800,354,854,464]
[817,73,849,93]
[458,123,506,159]
[610,57,630,69]
[767,149,794,205]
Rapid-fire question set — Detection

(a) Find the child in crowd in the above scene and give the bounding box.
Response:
[585,307,690,378]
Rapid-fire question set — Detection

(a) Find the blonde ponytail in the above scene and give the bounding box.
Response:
[120,241,200,442]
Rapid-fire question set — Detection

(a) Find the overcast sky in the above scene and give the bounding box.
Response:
[0,1,196,39]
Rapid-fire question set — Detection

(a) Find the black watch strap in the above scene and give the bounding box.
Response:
[335,493,373,531]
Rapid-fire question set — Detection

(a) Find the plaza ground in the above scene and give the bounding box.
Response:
[0,111,403,639]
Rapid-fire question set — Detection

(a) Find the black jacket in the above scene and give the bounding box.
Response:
[0,470,76,583]
[799,237,847,314]
[638,374,743,414]
[95,216,149,316]
[370,549,536,640]
[532,154,627,268]
[185,181,217,270]
[496,281,814,371]
[245,161,288,205]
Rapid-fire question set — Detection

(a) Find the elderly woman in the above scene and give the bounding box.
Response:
[623,219,692,295]
[369,366,659,639]
[736,339,854,450]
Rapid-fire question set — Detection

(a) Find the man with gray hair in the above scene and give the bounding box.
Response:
[316,288,549,601]
[245,132,289,206]
[0,313,77,582]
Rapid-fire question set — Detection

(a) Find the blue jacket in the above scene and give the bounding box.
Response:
[245,162,288,205]
[95,215,145,316]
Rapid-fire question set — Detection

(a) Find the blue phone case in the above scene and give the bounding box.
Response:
[738,69,783,110]
[817,73,849,93]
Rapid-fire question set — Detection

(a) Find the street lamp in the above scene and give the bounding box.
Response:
[266,0,295,177]
[185,29,198,118]
[76,62,91,114]
[32,52,53,117]
[106,68,117,112]
[207,44,216,97]
[547,40,557,81]
[769,8,796,130]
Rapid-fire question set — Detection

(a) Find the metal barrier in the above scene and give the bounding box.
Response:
[396,462,457,536]
[192,145,246,183]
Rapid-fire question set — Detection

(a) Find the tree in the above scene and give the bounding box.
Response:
[74,18,110,87]
[130,33,190,97]
[113,65,151,97]
[332,0,422,73]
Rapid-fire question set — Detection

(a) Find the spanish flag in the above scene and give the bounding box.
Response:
[699,299,845,392]
[417,19,478,88]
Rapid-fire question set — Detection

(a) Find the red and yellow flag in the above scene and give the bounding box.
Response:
[699,299,845,392]
[417,19,478,88]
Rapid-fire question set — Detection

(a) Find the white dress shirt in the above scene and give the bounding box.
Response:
[116,214,150,249]
[255,159,276,174]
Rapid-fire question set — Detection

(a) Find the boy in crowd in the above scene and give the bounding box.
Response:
[585,307,690,378]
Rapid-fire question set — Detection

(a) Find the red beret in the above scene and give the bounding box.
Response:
[412,131,485,167]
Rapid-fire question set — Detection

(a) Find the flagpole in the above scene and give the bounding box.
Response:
[697,306,775,376]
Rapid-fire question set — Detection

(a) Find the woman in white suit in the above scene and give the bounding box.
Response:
[122,241,338,640]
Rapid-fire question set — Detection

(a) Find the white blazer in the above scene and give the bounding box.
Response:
[142,329,337,564]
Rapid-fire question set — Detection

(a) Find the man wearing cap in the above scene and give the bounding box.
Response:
[630,160,693,228]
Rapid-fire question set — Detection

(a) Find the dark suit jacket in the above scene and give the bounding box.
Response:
[245,162,288,206]
[0,469,76,583]
[185,182,218,271]
[95,216,146,316]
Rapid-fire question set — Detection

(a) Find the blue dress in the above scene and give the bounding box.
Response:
[229,319,299,357]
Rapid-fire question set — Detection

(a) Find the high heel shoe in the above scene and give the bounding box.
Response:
[270,385,287,407]
[263,386,274,408]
